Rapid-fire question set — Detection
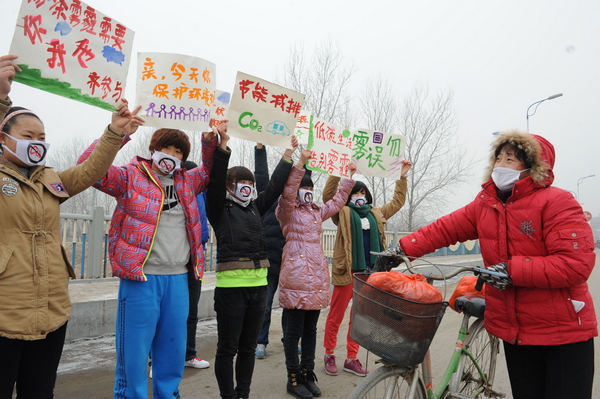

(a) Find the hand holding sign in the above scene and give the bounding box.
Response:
[0,55,21,101]
[217,120,230,150]
[110,99,144,136]
[298,148,313,168]
[400,160,413,177]
[349,161,357,178]
[283,135,299,161]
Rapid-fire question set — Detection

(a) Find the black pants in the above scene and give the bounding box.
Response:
[503,338,595,399]
[0,322,67,399]
[186,269,202,360]
[282,308,320,372]
[257,265,280,346]
[214,286,267,399]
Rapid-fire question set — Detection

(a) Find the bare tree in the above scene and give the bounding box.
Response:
[282,41,354,190]
[398,88,471,230]
[358,77,399,207]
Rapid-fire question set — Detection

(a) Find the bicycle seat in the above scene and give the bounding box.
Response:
[453,295,486,319]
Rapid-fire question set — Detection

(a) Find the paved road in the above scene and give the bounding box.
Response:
[53,252,600,398]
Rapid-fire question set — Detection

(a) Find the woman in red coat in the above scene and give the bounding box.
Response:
[386,131,596,399]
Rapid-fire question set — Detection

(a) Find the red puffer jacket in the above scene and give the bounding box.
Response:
[400,132,597,346]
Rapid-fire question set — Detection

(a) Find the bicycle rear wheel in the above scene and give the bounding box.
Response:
[349,365,427,399]
[453,318,500,397]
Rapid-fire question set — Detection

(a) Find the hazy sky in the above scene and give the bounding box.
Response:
[1,0,599,221]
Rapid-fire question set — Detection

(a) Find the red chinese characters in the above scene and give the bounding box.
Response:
[49,0,68,21]
[21,14,47,45]
[99,17,112,44]
[72,38,95,68]
[46,38,66,73]
[80,6,97,35]
[111,24,126,50]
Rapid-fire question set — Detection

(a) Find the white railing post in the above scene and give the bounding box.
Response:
[87,207,106,279]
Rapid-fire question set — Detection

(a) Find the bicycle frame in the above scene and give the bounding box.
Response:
[413,313,489,399]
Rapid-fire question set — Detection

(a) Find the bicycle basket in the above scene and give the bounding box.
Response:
[350,272,448,367]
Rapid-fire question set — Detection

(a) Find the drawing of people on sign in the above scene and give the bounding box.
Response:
[352,129,407,178]
[136,52,216,131]
[227,71,306,148]
[9,0,134,111]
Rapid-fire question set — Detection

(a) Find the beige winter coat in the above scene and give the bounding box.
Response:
[323,176,407,286]
[0,97,126,340]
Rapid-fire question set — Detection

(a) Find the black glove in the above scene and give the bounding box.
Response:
[476,262,512,290]
[370,247,407,272]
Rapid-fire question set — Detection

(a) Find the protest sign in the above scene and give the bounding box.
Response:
[9,0,134,111]
[306,115,353,178]
[211,90,230,127]
[136,52,216,131]
[293,111,311,145]
[352,129,406,178]
[228,72,305,147]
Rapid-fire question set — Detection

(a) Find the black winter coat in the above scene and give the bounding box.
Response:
[206,147,293,265]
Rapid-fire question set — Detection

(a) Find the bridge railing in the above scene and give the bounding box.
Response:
[61,207,480,279]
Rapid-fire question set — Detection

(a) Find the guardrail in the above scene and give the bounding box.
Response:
[60,207,480,278]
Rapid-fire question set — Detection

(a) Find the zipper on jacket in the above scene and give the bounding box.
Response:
[138,163,165,281]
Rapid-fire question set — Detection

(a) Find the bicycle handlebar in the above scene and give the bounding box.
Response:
[370,250,486,292]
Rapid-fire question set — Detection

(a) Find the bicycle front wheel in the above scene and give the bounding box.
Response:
[454,318,500,397]
[349,365,427,399]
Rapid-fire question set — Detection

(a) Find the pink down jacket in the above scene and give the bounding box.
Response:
[77,135,216,282]
[276,166,354,310]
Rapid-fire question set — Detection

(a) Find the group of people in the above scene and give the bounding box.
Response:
[0,51,597,399]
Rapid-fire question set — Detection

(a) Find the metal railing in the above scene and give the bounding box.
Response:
[60,208,480,279]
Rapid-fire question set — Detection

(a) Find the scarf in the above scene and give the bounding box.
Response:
[348,203,381,271]
[226,190,251,207]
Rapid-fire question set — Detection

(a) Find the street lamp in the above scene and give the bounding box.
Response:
[526,93,563,132]
[577,174,595,203]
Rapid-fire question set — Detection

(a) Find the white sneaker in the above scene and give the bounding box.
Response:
[185,357,210,369]
[149,367,152,379]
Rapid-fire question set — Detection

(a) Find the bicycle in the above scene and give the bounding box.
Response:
[348,254,506,399]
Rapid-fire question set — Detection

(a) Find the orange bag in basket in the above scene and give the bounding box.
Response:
[366,272,443,303]
[449,275,485,311]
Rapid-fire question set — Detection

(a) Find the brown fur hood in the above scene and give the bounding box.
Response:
[484,130,555,186]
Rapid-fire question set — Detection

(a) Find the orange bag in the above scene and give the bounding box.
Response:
[366,272,442,303]
[449,275,485,311]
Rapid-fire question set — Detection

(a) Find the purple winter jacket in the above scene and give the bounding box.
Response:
[276,166,354,310]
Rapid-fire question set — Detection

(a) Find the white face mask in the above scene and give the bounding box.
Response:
[491,167,528,191]
[2,133,50,167]
[350,195,367,207]
[152,151,181,175]
[235,183,254,200]
[298,189,314,204]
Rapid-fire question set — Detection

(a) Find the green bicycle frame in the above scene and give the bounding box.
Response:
[418,315,489,399]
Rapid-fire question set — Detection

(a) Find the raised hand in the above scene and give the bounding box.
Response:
[0,55,21,101]
[216,119,229,149]
[349,161,357,177]
[123,106,144,136]
[284,135,299,161]
[400,160,413,177]
[110,99,141,134]
[300,149,312,163]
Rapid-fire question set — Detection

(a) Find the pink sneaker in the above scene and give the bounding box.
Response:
[343,358,368,376]
[324,354,338,376]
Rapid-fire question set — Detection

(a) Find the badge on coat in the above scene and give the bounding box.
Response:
[1,182,18,197]
[50,182,67,194]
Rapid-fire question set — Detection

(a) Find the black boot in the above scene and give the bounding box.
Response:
[287,371,313,399]
[301,368,322,397]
